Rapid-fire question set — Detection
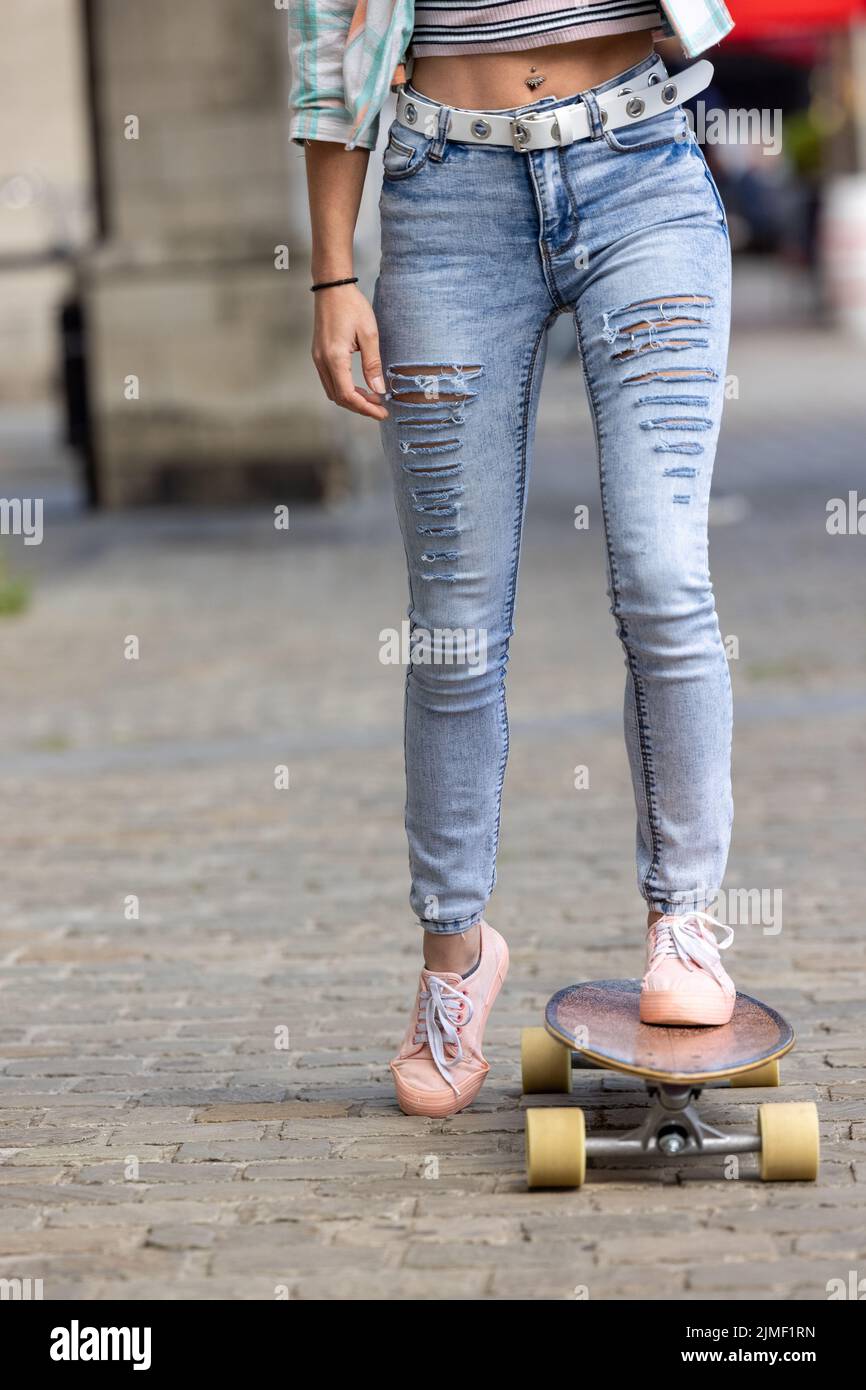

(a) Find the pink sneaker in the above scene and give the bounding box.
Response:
[640,911,736,1026]
[389,921,509,1117]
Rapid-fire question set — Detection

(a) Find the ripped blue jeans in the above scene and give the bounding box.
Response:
[373,55,733,933]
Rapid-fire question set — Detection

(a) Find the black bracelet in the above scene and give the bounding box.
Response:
[310,276,359,292]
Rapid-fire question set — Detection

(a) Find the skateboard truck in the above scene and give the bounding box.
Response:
[584,1083,758,1163]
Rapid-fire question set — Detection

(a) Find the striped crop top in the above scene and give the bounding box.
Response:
[410,2,666,57]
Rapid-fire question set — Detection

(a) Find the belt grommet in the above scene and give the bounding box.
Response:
[662,83,677,104]
[626,97,645,118]
[647,73,661,85]
[404,102,417,124]
[600,109,608,126]
[472,118,491,140]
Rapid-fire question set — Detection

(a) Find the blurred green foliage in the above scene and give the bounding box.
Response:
[0,550,30,616]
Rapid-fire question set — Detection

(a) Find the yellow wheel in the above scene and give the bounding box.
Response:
[731,1059,781,1088]
[758,1102,819,1181]
[521,1027,572,1094]
[526,1107,586,1189]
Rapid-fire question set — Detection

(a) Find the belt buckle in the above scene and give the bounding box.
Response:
[510,112,545,151]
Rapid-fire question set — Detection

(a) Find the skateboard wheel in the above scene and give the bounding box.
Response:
[525,1107,586,1189]
[521,1027,573,1095]
[758,1102,819,1181]
[731,1059,781,1089]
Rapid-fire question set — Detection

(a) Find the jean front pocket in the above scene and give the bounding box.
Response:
[382,122,434,181]
[603,105,689,155]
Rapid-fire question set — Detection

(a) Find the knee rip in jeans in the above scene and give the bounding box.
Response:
[388,362,484,581]
[601,295,718,505]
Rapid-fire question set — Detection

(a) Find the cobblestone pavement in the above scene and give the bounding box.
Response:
[0,328,864,1300]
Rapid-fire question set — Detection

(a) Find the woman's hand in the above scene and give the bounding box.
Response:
[312,284,388,421]
[302,140,385,419]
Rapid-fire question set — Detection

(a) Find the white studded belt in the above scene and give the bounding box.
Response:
[395,58,713,152]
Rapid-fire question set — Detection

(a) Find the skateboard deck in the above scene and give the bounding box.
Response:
[545,978,794,1084]
[522,979,817,1188]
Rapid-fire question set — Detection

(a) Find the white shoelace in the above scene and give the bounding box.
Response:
[414,975,474,1094]
[649,911,734,988]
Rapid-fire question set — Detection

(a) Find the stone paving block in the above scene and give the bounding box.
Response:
[241,1159,407,1181]
[711,1203,866,1234]
[0,1225,147,1255]
[0,1184,136,1206]
[0,1093,136,1109]
[63,1275,288,1299]
[491,1269,687,1300]
[794,1230,866,1258]
[133,1086,293,1105]
[599,1230,779,1266]
[146,1224,219,1250]
[0,1128,109,1149]
[0,1079,79,1095]
[280,1115,436,1140]
[338,1135,505,1160]
[0,1207,41,1231]
[686,1258,853,1295]
[2,1143,175,1167]
[106,1123,267,1145]
[176,1139,331,1162]
[403,1240,595,1270]
[196,1101,350,1122]
[312,1176,497,1200]
[74,1161,239,1184]
[38,1106,196,1127]
[70,1074,233,1093]
[289,1269,492,1300]
[0,1167,68,1185]
[205,1236,404,1278]
[0,1247,193,1288]
[2,1057,148,1076]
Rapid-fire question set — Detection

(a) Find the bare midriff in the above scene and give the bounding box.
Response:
[410,31,656,111]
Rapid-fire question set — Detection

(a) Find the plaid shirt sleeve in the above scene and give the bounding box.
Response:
[661,0,735,58]
[289,0,377,150]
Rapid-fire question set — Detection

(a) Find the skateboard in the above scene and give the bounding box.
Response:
[521,979,819,1188]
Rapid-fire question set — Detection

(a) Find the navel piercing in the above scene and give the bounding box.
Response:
[525,66,546,91]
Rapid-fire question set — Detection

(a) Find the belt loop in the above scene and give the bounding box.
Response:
[429,103,452,162]
[579,87,607,140]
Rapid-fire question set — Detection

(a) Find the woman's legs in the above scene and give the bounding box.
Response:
[377,62,736,1102]
[561,93,737,1023]
[377,339,551,948]
[374,127,554,1110]
[374,134,554,950]
[376,102,734,931]
[538,77,736,917]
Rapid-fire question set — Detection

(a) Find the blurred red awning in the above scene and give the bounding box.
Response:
[728,0,866,36]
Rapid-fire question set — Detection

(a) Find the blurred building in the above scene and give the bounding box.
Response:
[3,0,373,507]
[0,0,91,401]
[2,0,865,507]
[722,0,866,334]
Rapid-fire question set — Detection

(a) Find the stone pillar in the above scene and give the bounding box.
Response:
[80,0,374,506]
[0,0,91,403]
